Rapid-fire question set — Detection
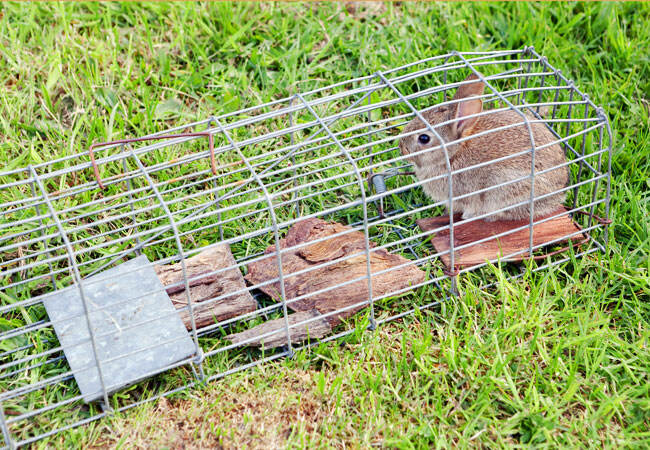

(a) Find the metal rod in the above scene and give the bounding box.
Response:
[121,143,143,255]
[129,151,205,379]
[374,70,459,293]
[455,52,539,262]
[572,97,591,211]
[28,165,112,408]
[296,92,378,330]
[213,118,295,356]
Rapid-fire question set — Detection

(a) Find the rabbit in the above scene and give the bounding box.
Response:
[398,73,569,222]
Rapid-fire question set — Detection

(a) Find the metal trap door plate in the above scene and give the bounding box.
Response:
[43,255,196,403]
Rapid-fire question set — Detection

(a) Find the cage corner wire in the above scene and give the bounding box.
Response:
[0,47,612,448]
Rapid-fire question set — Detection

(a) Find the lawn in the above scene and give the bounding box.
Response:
[0,1,649,448]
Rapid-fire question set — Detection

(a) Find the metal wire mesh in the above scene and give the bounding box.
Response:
[0,48,612,448]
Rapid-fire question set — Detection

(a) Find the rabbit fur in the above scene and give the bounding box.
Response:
[398,73,569,221]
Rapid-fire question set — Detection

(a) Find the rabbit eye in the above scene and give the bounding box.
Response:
[418,134,431,144]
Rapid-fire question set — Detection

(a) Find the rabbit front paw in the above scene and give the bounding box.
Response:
[460,210,476,221]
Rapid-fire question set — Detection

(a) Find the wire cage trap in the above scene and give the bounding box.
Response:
[0,47,612,447]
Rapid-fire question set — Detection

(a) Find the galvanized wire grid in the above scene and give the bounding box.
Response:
[0,48,612,448]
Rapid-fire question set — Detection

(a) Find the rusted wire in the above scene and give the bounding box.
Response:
[443,266,460,277]
[571,209,612,225]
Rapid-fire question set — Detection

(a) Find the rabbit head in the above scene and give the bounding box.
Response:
[398,73,485,168]
[398,72,569,221]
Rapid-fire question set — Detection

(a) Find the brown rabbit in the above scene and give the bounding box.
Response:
[398,73,568,221]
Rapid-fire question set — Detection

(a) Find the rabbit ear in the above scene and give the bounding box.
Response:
[451,74,485,138]
[453,73,485,100]
[453,97,483,138]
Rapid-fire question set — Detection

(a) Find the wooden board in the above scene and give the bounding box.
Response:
[226,309,331,349]
[416,207,586,269]
[245,218,426,327]
[155,244,257,330]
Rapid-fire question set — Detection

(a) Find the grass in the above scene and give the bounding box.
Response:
[0,1,649,448]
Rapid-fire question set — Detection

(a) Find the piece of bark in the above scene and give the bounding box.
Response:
[155,246,226,295]
[154,245,257,330]
[245,218,426,327]
[226,309,331,349]
[416,207,586,269]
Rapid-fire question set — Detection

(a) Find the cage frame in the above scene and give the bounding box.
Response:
[0,47,612,448]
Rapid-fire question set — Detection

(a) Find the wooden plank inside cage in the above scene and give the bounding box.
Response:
[417,207,587,269]
[154,244,257,330]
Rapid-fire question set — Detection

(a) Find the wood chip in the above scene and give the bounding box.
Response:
[245,218,426,327]
[416,207,586,269]
[154,244,257,330]
[226,309,331,349]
